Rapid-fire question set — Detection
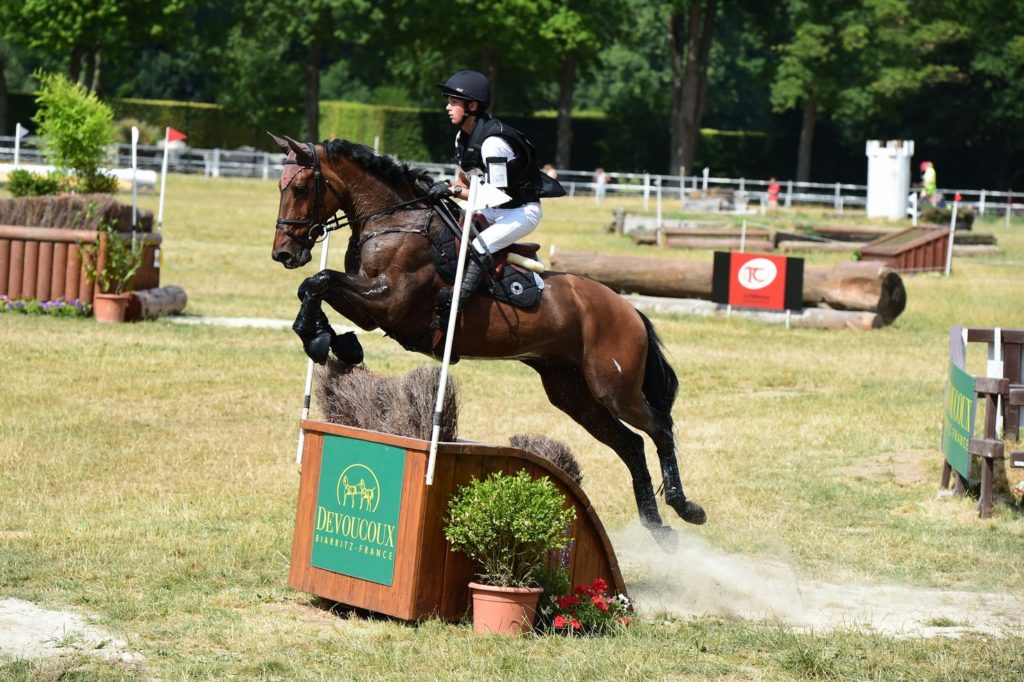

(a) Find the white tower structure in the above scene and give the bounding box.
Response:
[865,140,914,220]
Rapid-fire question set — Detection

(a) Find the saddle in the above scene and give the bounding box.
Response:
[430,213,544,310]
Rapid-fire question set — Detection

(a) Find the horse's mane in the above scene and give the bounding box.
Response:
[323,139,434,194]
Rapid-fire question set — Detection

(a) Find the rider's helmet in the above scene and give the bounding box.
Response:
[920,160,931,171]
[439,70,491,110]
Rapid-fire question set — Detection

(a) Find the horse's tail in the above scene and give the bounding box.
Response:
[639,311,679,426]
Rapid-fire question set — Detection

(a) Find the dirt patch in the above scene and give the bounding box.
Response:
[612,524,1024,638]
[838,450,932,487]
[0,599,143,664]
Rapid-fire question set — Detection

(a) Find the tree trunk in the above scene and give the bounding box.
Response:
[69,45,86,84]
[90,51,102,94]
[549,250,906,324]
[305,37,322,141]
[668,1,717,174]
[555,55,575,169]
[480,44,500,113]
[0,53,7,136]
[796,96,816,182]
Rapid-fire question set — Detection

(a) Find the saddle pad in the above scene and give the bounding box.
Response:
[431,224,542,310]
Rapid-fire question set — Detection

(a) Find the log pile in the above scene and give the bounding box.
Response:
[549,249,906,325]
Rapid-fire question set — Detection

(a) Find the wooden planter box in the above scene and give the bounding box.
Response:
[290,421,627,621]
[0,224,161,306]
[859,226,949,273]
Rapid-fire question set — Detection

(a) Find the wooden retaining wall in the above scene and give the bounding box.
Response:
[0,224,161,305]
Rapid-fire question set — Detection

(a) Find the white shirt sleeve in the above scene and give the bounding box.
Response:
[481,136,516,163]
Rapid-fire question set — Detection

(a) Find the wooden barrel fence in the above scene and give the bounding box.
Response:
[0,224,161,306]
[290,421,626,622]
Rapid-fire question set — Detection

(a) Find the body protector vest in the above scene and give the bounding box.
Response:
[454,115,566,207]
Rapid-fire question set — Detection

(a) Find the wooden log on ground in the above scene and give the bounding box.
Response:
[549,249,906,324]
[625,295,882,330]
[777,240,860,253]
[127,285,188,321]
[661,237,775,251]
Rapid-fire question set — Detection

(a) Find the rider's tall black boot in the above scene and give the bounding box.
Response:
[457,256,487,312]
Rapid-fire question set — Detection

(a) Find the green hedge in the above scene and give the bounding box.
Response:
[4,93,790,174]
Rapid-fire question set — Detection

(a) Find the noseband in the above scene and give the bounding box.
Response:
[276,141,435,252]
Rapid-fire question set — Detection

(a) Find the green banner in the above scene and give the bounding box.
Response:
[942,360,976,482]
[311,435,407,585]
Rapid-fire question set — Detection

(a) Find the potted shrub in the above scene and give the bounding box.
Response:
[81,222,145,323]
[444,469,576,636]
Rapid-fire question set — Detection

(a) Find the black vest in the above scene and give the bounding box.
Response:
[454,115,565,207]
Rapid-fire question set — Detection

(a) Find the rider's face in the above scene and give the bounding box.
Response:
[446,96,477,127]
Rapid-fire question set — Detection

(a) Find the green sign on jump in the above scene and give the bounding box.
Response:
[311,435,406,585]
[942,360,976,482]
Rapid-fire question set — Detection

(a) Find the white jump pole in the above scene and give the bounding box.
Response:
[296,231,333,466]
[426,175,481,485]
[944,194,959,277]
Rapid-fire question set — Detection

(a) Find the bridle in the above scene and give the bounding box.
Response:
[276,141,434,251]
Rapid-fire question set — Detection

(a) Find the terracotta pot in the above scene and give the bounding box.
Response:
[93,292,132,323]
[468,582,543,636]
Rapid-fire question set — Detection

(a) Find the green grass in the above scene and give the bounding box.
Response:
[2,177,1024,679]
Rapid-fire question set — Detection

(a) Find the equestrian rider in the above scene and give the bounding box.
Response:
[429,69,563,310]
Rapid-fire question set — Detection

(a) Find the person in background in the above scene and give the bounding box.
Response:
[593,167,609,203]
[919,160,939,206]
[767,177,781,211]
[542,164,558,180]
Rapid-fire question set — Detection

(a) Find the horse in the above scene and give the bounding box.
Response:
[268,133,706,549]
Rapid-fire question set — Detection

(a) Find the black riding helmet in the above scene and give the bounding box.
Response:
[438,70,491,111]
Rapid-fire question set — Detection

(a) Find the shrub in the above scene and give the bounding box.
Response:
[444,470,575,588]
[33,71,116,190]
[7,168,64,197]
[80,221,145,294]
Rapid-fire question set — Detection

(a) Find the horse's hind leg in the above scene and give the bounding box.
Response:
[525,361,677,551]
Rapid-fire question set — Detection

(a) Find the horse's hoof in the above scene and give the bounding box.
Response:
[650,525,678,554]
[331,331,364,365]
[676,500,706,525]
[303,331,332,365]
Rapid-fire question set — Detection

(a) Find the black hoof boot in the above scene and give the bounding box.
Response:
[672,499,706,525]
[294,309,334,365]
[330,331,363,365]
[650,525,679,554]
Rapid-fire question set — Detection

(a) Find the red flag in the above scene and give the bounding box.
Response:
[954,191,962,202]
[167,127,187,143]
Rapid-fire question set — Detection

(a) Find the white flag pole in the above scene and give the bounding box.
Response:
[426,175,481,485]
[130,127,139,244]
[296,231,333,467]
[944,196,959,277]
[14,123,28,169]
[158,127,171,230]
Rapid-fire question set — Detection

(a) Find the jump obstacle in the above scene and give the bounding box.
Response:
[289,421,626,621]
[941,326,1024,517]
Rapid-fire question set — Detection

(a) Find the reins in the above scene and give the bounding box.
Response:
[276,141,435,251]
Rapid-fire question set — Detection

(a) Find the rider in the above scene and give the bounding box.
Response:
[430,69,563,310]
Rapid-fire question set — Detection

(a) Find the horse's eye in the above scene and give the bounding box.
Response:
[294,184,308,196]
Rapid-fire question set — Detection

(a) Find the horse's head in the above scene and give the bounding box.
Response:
[269,132,341,269]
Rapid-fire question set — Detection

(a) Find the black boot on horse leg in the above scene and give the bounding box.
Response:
[657,441,707,525]
[629,461,679,554]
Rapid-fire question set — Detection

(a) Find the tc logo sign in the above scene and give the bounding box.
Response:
[736,258,778,290]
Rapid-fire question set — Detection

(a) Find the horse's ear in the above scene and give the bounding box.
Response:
[267,131,291,154]
[284,135,311,161]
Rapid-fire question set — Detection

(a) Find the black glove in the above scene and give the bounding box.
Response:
[427,182,453,200]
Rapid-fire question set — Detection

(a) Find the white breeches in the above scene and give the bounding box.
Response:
[472,203,543,255]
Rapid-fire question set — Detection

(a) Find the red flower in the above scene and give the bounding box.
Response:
[570,618,581,630]
[557,595,580,609]
[553,615,567,629]
[618,616,631,625]
[574,585,589,596]
[592,595,608,611]
[591,578,608,594]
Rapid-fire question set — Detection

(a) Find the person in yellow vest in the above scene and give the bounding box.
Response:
[919,160,939,206]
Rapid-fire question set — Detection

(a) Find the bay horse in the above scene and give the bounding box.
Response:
[269,133,705,549]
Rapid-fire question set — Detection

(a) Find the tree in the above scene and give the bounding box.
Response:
[667,0,718,176]
[771,0,964,182]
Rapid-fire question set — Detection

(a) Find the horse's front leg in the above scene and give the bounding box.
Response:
[293,269,393,365]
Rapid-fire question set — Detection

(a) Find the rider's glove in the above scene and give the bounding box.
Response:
[427,182,453,201]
